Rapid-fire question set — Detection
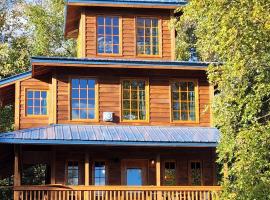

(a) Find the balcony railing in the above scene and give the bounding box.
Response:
[14,185,222,200]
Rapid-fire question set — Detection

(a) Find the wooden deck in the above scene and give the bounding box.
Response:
[14,185,221,200]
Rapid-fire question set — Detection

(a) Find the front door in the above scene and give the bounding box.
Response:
[121,159,148,185]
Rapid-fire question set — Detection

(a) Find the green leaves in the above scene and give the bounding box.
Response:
[174,0,270,199]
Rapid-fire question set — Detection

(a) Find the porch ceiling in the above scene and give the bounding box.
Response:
[0,125,219,147]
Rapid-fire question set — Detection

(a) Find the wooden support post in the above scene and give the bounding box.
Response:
[170,10,176,61]
[14,145,21,200]
[14,82,20,130]
[50,147,56,184]
[156,154,162,200]
[49,73,57,124]
[84,151,90,200]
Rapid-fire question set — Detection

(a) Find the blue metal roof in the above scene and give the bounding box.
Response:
[0,124,219,147]
[66,0,187,7]
[31,56,210,69]
[0,71,31,88]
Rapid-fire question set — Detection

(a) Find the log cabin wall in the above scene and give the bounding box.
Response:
[83,7,172,60]
[21,146,216,186]
[18,67,211,128]
[19,77,51,129]
[56,67,211,126]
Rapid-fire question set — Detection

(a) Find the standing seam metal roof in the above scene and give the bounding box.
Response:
[0,124,219,147]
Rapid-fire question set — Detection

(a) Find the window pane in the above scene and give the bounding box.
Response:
[67,161,79,185]
[94,162,106,186]
[171,81,196,121]
[127,169,142,186]
[72,79,79,88]
[122,80,146,121]
[136,18,159,55]
[71,79,96,120]
[97,16,119,54]
[26,90,47,116]
[190,161,202,186]
[164,162,176,186]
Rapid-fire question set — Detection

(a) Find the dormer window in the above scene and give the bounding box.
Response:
[136,17,160,56]
[97,16,121,55]
[26,90,48,116]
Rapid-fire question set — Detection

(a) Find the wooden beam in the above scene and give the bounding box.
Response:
[85,151,90,186]
[50,147,56,184]
[170,10,176,61]
[49,73,57,124]
[209,85,214,127]
[14,145,21,200]
[156,154,161,186]
[14,82,20,130]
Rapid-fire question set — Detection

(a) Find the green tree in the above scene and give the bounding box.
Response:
[174,0,270,199]
[25,0,76,57]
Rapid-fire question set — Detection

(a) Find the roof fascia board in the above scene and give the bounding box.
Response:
[0,71,32,89]
[0,138,218,147]
[67,2,180,9]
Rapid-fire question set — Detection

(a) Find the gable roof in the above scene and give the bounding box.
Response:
[0,124,219,147]
[0,71,32,89]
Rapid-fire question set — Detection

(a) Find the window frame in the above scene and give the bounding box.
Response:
[169,79,199,123]
[69,76,99,122]
[120,78,150,122]
[135,16,163,58]
[188,160,203,186]
[25,88,49,117]
[162,160,177,186]
[96,15,123,56]
[65,160,81,186]
[92,160,108,186]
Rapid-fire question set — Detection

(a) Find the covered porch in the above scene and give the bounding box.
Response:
[0,124,221,199]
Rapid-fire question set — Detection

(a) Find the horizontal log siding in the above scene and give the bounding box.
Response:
[54,68,210,126]
[19,77,50,129]
[84,8,172,60]
[17,68,211,128]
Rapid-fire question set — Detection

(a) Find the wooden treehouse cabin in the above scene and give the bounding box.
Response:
[0,0,221,199]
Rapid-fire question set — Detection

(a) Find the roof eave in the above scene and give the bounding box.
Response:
[0,139,218,147]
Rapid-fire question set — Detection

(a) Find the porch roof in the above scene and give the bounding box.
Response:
[0,125,219,147]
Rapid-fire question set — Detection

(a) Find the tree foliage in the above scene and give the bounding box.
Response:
[174,0,270,199]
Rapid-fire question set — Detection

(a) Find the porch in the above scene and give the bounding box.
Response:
[0,124,221,199]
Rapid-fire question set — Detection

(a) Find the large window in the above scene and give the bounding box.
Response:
[71,78,96,120]
[171,81,197,122]
[190,161,202,186]
[136,17,159,56]
[26,90,47,116]
[66,161,79,185]
[94,161,106,186]
[97,16,120,54]
[121,79,148,121]
[164,161,176,186]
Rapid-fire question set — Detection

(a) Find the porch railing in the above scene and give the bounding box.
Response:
[14,185,222,200]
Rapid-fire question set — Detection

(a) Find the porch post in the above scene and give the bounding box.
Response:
[85,151,90,185]
[14,145,21,200]
[156,154,162,200]
[156,154,161,186]
[50,147,56,184]
[84,151,90,200]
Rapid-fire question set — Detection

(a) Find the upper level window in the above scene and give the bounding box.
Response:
[71,78,96,120]
[164,161,176,186]
[97,16,120,54]
[171,81,197,122]
[121,79,148,121]
[94,161,106,185]
[136,17,159,56]
[66,161,79,185]
[190,161,202,186]
[26,90,47,116]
